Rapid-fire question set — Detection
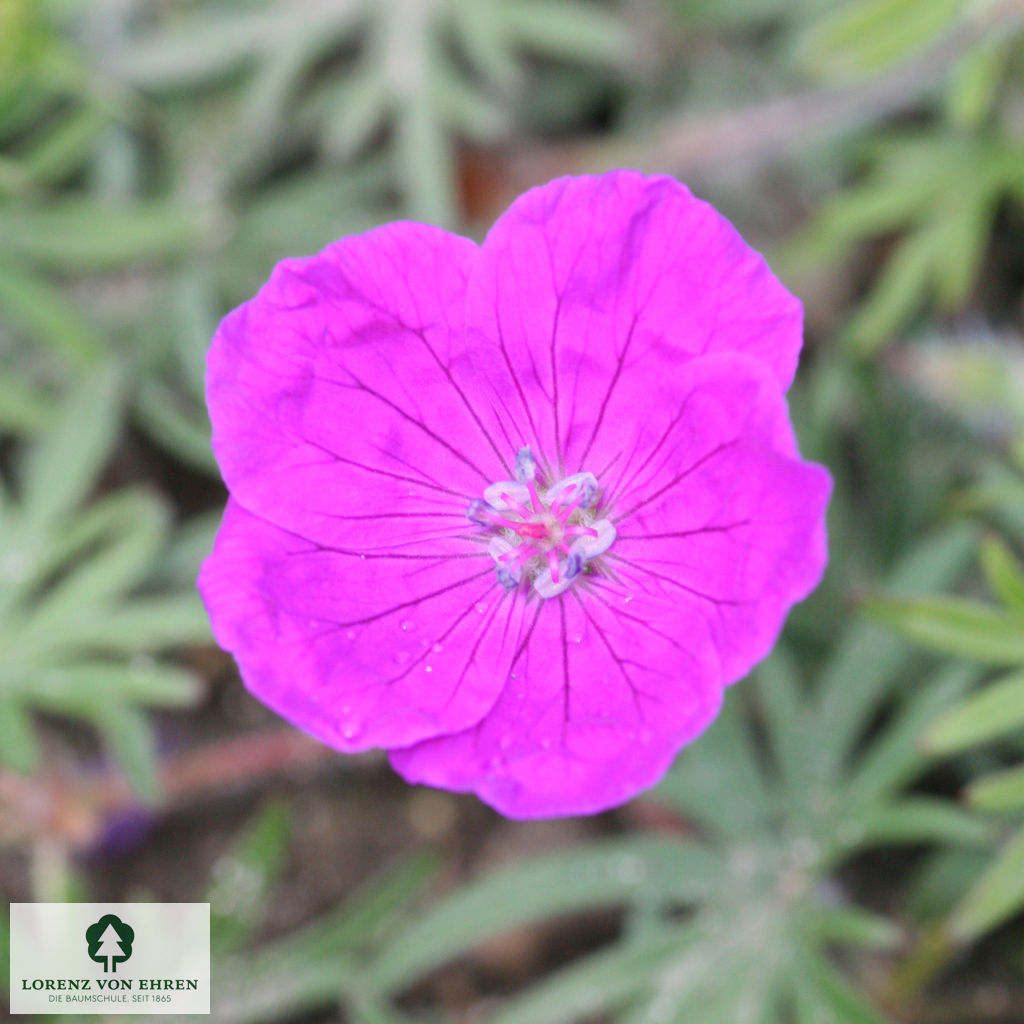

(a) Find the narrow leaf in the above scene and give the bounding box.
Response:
[487,925,687,1024]
[863,594,1024,664]
[813,524,976,782]
[209,802,293,956]
[860,797,995,848]
[808,905,903,951]
[90,703,161,805]
[924,670,1024,752]
[979,535,1024,611]
[967,764,1024,811]
[19,364,123,526]
[951,825,1024,942]
[6,662,200,708]
[0,698,39,773]
[368,837,722,993]
[0,257,105,367]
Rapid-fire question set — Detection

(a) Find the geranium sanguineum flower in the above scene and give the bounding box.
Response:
[198,171,831,818]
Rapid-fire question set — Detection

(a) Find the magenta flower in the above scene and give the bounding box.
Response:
[198,171,830,818]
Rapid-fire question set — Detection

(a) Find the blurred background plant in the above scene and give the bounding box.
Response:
[3,0,1024,1021]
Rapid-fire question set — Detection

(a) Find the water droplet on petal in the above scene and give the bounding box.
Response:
[432,643,443,653]
[476,603,487,614]
[400,620,413,631]
[345,630,356,640]
[425,665,433,673]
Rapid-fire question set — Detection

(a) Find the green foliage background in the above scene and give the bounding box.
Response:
[2,0,1024,1021]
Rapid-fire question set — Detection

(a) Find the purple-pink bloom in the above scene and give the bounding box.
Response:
[198,171,831,819]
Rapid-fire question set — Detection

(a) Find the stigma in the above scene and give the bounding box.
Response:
[466,448,615,599]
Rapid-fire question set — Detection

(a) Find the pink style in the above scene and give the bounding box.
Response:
[198,171,831,819]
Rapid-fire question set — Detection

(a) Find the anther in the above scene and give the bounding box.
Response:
[466,499,494,526]
[514,447,537,483]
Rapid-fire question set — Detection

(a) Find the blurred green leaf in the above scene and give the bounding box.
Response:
[394,81,457,225]
[653,692,772,840]
[369,836,721,993]
[812,524,976,785]
[809,905,903,951]
[924,670,1024,752]
[0,256,106,368]
[90,703,161,805]
[858,797,994,847]
[320,67,391,161]
[979,535,1024,610]
[20,104,108,185]
[108,1,366,89]
[863,594,1024,663]
[134,378,215,473]
[487,923,690,1024]
[967,764,1024,811]
[950,824,1024,941]
[843,225,937,356]
[209,802,293,957]
[14,661,199,708]
[0,199,202,270]
[0,373,53,434]
[18,363,123,526]
[0,696,40,773]
[796,946,890,1024]
[802,0,963,81]
[499,0,628,65]
[795,132,1019,354]
[946,34,1013,127]
[843,664,975,811]
[214,853,437,1024]
[0,378,206,797]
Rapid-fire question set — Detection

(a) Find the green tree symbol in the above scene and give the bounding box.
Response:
[86,914,134,973]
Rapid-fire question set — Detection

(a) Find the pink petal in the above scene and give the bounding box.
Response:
[200,224,525,748]
[390,580,724,818]
[207,221,507,552]
[462,171,802,481]
[390,352,828,816]
[199,500,528,750]
[604,353,830,684]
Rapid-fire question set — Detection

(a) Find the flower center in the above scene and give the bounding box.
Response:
[466,448,616,598]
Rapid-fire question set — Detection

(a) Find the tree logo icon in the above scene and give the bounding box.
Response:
[85,914,134,973]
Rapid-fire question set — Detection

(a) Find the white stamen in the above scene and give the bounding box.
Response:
[534,563,577,598]
[570,518,616,559]
[488,535,515,562]
[545,472,598,509]
[484,481,531,510]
